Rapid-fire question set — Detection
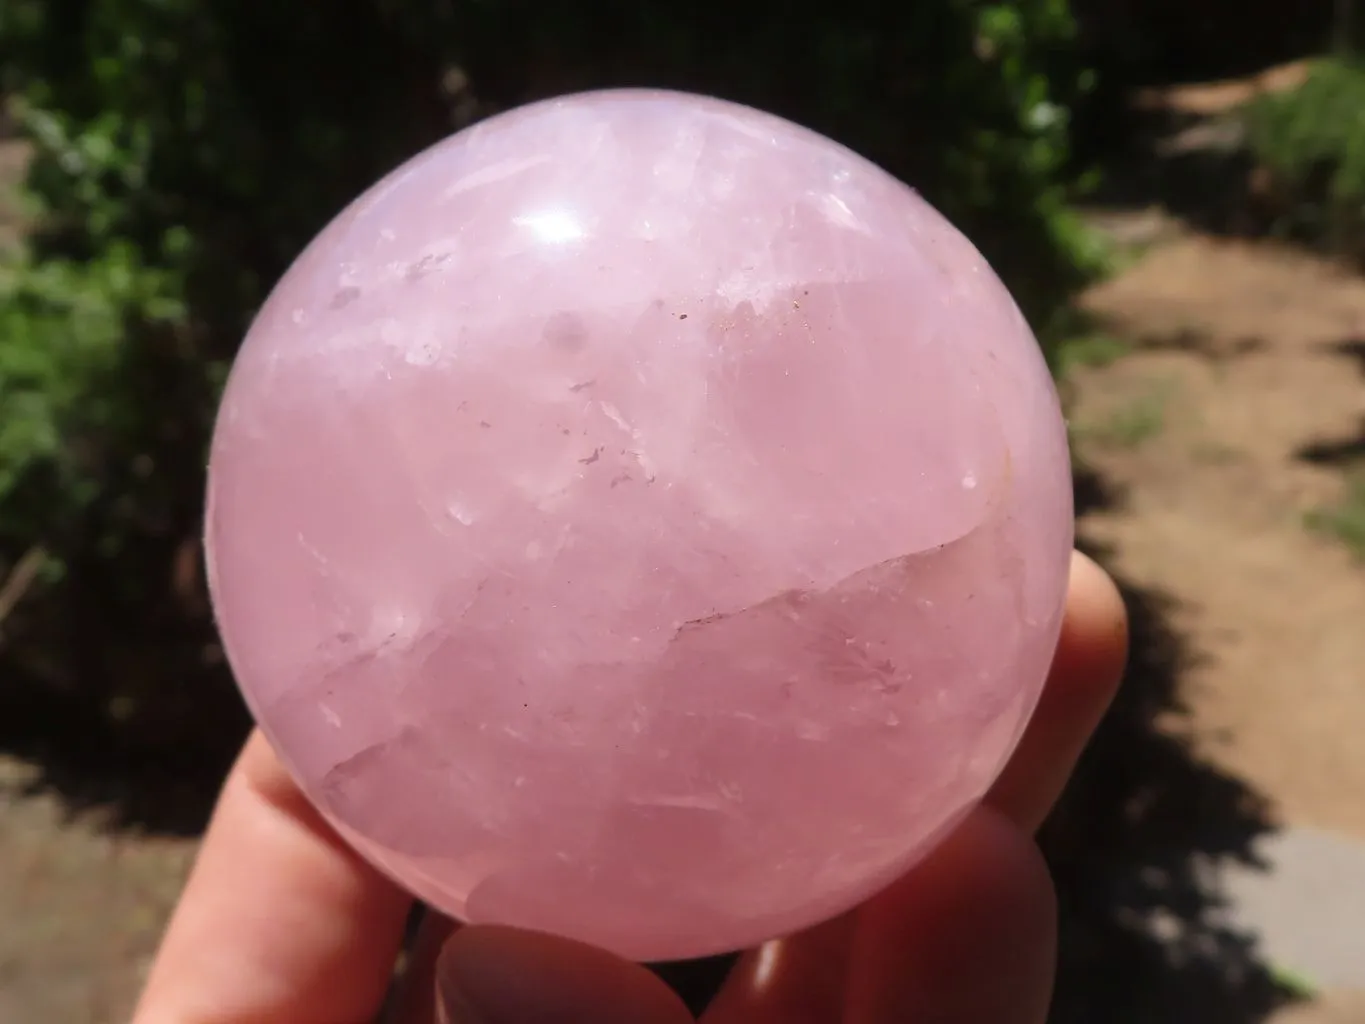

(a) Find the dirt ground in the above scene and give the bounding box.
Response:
[1073,226,1365,840]
[2,83,1364,1023]
[0,761,193,1023]
[1068,221,1365,1022]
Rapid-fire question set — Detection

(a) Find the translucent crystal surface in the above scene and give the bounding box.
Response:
[205,89,1074,962]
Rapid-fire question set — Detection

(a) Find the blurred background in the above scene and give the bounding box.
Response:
[1,2,1363,1021]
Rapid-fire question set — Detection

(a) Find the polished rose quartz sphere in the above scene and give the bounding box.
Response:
[206,89,1073,962]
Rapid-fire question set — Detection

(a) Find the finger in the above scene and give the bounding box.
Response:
[705,550,1123,1021]
[435,925,695,1024]
[707,811,1056,1024]
[132,731,413,1024]
[843,806,1056,1024]
[986,549,1127,832]
[701,914,856,1024]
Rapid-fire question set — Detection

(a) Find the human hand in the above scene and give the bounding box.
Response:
[132,550,1126,1024]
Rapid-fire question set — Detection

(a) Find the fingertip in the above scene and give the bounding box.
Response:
[985,550,1127,832]
[437,925,694,1024]
[132,731,413,1024]
[1060,550,1129,689]
[845,807,1056,1024]
[1043,550,1127,746]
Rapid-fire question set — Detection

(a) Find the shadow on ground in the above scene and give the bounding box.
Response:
[1044,466,1294,1023]
[1068,2,1339,257]
[1135,328,1268,361]
[1036,463,1294,1023]
[1081,100,1273,239]
[1042,560,1293,1023]
[1297,338,1365,468]
[0,579,250,836]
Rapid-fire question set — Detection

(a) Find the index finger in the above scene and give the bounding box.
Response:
[132,732,413,1024]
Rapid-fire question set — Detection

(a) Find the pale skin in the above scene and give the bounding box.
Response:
[132,550,1127,1024]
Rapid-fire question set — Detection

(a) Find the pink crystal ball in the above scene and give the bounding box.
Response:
[205,89,1073,962]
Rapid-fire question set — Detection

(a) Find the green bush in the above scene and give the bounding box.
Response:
[0,1,1102,731]
[1243,56,1365,258]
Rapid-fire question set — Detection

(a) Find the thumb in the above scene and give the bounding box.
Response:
[436,924,696,1023]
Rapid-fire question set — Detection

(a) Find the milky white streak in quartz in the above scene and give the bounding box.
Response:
[205,89,1074,962]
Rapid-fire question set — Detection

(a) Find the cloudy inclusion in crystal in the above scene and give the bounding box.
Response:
[204,89,1074,962]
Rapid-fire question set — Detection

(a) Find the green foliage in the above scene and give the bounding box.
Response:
[1055,328,1131,374]
[1268,963,1320,1002]
[1079,384,1172,450]
[0,1,1101,710]
[1243,56,1365,258]
[1,1,446,631]
[1306,469,1365,560]
[0,245,183,532]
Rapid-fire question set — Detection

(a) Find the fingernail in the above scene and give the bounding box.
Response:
[434,977,482,1024]
[435,924,692,1024]
[434,952,487,1024]
[435,928,539,1024]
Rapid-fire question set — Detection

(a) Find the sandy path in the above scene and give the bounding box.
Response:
[1074,232,1365,838]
